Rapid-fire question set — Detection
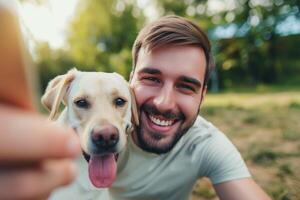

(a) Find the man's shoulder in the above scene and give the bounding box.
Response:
[181,115,236,153]
[187,116,221,137]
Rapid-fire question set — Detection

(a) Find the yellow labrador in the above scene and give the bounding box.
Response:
[42,68,138,198]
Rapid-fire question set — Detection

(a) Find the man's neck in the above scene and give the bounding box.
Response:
[131,129,141,148]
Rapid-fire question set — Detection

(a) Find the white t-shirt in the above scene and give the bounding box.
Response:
[50,116,251,200]
[109,116,251,200]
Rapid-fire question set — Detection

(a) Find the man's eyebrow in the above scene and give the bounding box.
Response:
[178,76,202,88]
[138,67,161,75]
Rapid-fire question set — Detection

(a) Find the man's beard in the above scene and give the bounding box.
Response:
[136,104,198,154]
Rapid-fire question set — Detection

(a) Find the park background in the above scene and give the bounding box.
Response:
[19,0,300,199]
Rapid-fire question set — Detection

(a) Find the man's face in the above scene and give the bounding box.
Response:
[130,45,207,154]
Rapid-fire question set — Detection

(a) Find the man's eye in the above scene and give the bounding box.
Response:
[177,84,196,92]
[143,77,160,83]
[74,99,90,109]
[114,97,127,107]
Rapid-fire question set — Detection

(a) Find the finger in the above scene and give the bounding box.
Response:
[30,192,51,200]
[0,105,81,162]
[0,159,77,200]
[0,5,35,111]
[16,191,51,200]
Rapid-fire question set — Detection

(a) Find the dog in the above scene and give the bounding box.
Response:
[41,68,138,199]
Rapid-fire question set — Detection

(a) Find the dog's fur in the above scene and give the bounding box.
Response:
[42,68,138,199]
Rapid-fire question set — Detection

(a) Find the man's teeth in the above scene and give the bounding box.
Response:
[149,115,174,126]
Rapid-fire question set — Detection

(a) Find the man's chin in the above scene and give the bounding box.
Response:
[136,127,183,154]
[135,107,198,154]
[142,139,172,154]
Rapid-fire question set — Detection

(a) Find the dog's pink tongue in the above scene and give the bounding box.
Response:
[88,154,117,188]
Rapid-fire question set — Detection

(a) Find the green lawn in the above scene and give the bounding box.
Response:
[191,91,300,200]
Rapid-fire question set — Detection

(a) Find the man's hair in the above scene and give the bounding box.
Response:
[132,15,215,86]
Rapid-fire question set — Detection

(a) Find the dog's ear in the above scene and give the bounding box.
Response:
[129,87,139,126]
[41,69,77,120]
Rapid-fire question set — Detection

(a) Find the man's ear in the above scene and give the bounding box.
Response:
[199,85,207,107]
[129,70,134,83]
[41,68,77,120]
[129,87,139,126]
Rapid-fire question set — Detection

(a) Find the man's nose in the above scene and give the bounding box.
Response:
[153,84,175,112]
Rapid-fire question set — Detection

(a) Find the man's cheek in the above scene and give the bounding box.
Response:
[134,87,151,104]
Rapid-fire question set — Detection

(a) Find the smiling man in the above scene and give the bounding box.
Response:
[131,45,206,154]
[108,16,271,200]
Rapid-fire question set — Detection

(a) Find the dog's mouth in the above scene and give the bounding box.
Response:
[82,151,119,188]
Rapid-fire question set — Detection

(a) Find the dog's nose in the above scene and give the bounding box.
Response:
[91,125,119,150]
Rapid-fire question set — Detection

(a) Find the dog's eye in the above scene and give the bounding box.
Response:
[114,98,126,107]
[74,99,90,109]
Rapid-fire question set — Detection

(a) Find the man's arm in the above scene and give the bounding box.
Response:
[0,105,81,200]
[214,178,272,200]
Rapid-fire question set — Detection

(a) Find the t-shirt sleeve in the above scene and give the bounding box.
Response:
[199,129,251,185]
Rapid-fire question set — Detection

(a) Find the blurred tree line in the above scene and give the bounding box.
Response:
[22,0,300,91]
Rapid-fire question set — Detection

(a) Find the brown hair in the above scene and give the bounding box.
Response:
[132,15,215,86]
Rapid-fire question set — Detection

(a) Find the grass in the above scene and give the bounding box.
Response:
[282,130,300,141]
[191,90,300,200]
[202,91,300,108]
[219,82,300,93]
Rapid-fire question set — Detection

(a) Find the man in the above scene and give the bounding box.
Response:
[0,14,270,199]
[108,16,271,200]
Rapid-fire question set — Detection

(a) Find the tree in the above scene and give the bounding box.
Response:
[32,0,300,90]
[66,0,145,78]
[154,0,300,87]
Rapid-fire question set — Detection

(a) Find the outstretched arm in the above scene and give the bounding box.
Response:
[0,105,81,200]
[214,178,272,200]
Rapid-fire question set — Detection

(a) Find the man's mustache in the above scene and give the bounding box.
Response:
[141,104,185,120]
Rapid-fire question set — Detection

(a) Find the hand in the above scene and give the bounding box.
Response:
[0,105,81,200]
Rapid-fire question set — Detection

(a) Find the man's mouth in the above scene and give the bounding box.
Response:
[141,104,184,129]
[143,109,183,134]
[82,151,118,188]
[148,114,177,126]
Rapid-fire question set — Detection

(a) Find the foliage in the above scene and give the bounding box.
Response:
[66,0,143,74]
[35,0,145,90]
[34,42,76,90]
[155,0,300,89]
[31,0,300,91]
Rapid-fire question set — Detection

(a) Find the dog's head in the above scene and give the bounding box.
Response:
[41,68,138,188]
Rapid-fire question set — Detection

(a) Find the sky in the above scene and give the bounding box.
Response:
[18,0,157,49]
[18,0,78,49]
[17,0,229,49]
[17,0,300,49]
